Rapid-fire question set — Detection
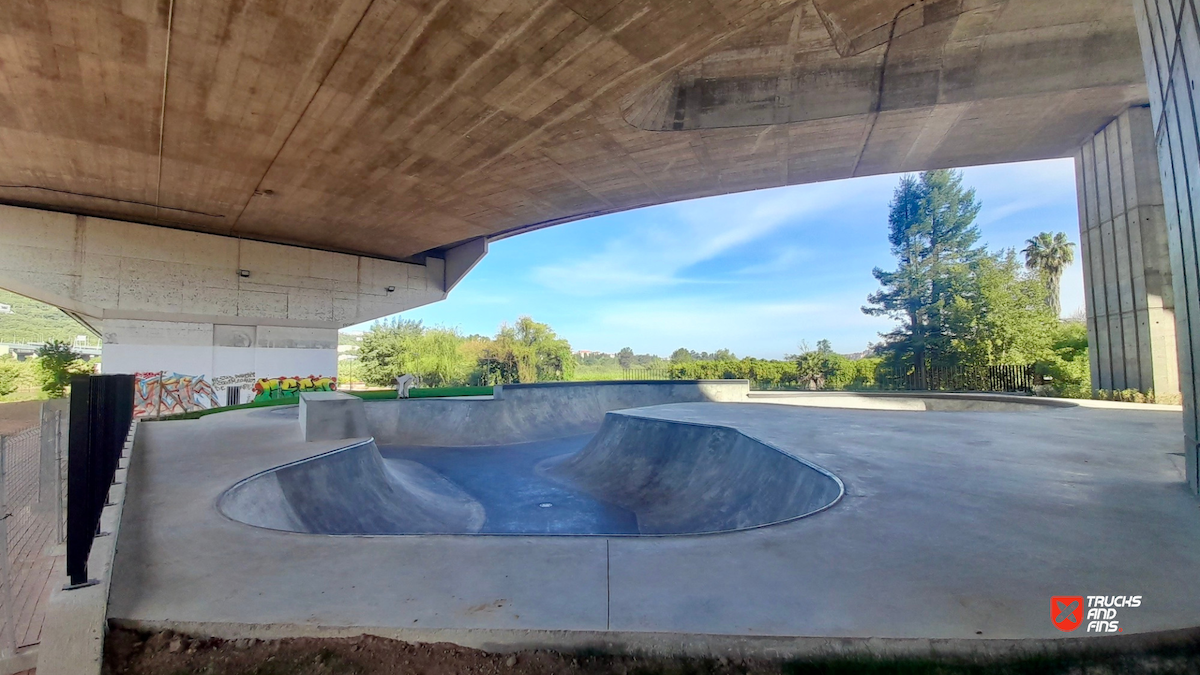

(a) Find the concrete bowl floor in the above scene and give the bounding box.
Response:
[380,436,640,535]
[109,399,1200,650]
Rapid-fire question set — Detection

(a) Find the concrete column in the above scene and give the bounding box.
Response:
[0,204,454,415]
[1075,106,1179,398]
[1133,0,1200,492]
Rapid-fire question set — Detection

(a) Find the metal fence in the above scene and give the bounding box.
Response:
[620,364,1039,393]
[873,364,1038,393]
[67,374,135,588]
[619,367,671,380]
[0,404,66,656]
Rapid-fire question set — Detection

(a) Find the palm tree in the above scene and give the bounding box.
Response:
[1022,232,1076,316]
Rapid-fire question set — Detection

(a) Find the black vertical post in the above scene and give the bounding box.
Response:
[66,375,93,586]
[65,374,135,588]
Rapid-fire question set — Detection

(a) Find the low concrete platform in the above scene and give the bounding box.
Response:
[108,395,1200,656]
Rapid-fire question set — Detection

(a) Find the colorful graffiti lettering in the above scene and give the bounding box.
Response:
[134,372,219,418]
[252,375,337,403]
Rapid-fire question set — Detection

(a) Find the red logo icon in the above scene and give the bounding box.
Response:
[1052,596,1084,632]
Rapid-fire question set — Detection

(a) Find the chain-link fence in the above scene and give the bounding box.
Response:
[0,404,66,656]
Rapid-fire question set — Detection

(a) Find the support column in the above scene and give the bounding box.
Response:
[1133,0,1200,492]
[1075,106,1179,398]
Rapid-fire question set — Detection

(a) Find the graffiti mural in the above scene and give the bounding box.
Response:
[252,375,337,403]
[134,372,220,417]
[213,372,258,406]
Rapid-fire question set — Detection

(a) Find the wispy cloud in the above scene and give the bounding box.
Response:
[736,246,812,275]
[530,180,877,296]
[385,158,1082,355]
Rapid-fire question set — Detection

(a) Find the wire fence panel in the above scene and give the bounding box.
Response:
[0,409,65,655]
[619,367,672,380]
[619,364,1038,393]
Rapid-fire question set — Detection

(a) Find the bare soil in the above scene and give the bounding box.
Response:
[0,399,40,435]
[103,628,770,675]
[104,627,1200,675]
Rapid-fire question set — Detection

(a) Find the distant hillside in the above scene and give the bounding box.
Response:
[0,290,93,344]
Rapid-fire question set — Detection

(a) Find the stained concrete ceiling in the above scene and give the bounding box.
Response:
[0,0,1146,261]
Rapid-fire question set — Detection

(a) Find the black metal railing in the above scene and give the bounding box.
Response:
[621,363,1038,393]
[874,364,1038,393]
[66,374,134,588]
[619,367,671,380]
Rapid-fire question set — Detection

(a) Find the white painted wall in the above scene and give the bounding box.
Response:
[102,319,338,407]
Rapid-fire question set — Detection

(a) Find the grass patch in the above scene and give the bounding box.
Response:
[146,386,494,422]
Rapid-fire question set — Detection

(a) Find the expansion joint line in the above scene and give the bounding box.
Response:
[154,0,176,222]
[852,1,918,177]
[606,539,611,631]
[227,0,380,235]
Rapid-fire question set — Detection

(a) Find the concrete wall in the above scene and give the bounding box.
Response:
[0,204,446,329]
[1075,106,1179,396]
[1133,0,1200,492]
[0,203,452,409]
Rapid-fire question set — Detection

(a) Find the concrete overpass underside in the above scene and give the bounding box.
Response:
[3,0,1200,488]
[0,0,1147,257]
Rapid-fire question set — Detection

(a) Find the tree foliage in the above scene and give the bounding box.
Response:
[477,317,574,385]
[617,347,635,369]
[357,316,574,388]
[861,171,1092,397]
[0,290,95,344]
[35,340,91,398]
[0,356,20,397]
[863,170,983,376]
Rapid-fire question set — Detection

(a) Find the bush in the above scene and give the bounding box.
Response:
[0,356,20,397]
[35,340,92,398]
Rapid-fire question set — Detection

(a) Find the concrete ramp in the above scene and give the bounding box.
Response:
[218,439,485,534]
[543,413,843,534]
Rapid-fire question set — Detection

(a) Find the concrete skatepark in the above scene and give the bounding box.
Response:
[10,0,1200,670]
[102,381,1200,658]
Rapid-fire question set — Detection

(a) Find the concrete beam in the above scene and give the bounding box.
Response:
[442,238,488,294]
[0,204,446,331]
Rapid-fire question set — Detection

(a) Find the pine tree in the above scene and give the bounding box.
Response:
[863,170,983,383]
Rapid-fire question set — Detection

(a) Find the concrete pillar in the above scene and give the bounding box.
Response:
[1133,0,1200,492]
[1075,106,1179,398]
[0,204,453,415]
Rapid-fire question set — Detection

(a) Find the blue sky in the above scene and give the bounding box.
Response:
[350,157,1083,359]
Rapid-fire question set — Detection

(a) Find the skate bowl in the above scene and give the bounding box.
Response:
[217,380,843,536]
[363,379,752,446]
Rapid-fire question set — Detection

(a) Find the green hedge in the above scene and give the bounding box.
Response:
[147,386,494,422]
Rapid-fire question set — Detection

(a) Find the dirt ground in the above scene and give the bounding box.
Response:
[103,628,1200,675]
[0,399,41,435]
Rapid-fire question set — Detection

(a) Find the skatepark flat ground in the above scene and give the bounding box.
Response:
[108,397,1200,654]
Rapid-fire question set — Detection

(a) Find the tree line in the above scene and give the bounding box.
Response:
[353,316,574,388]
[346,169,1091,397]
[862,169,1088,396]
[0,340,95,401]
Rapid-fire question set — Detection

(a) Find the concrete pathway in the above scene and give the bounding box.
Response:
[108,401,1200,648]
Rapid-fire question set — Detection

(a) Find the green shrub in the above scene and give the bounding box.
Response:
[0,356,20,397]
